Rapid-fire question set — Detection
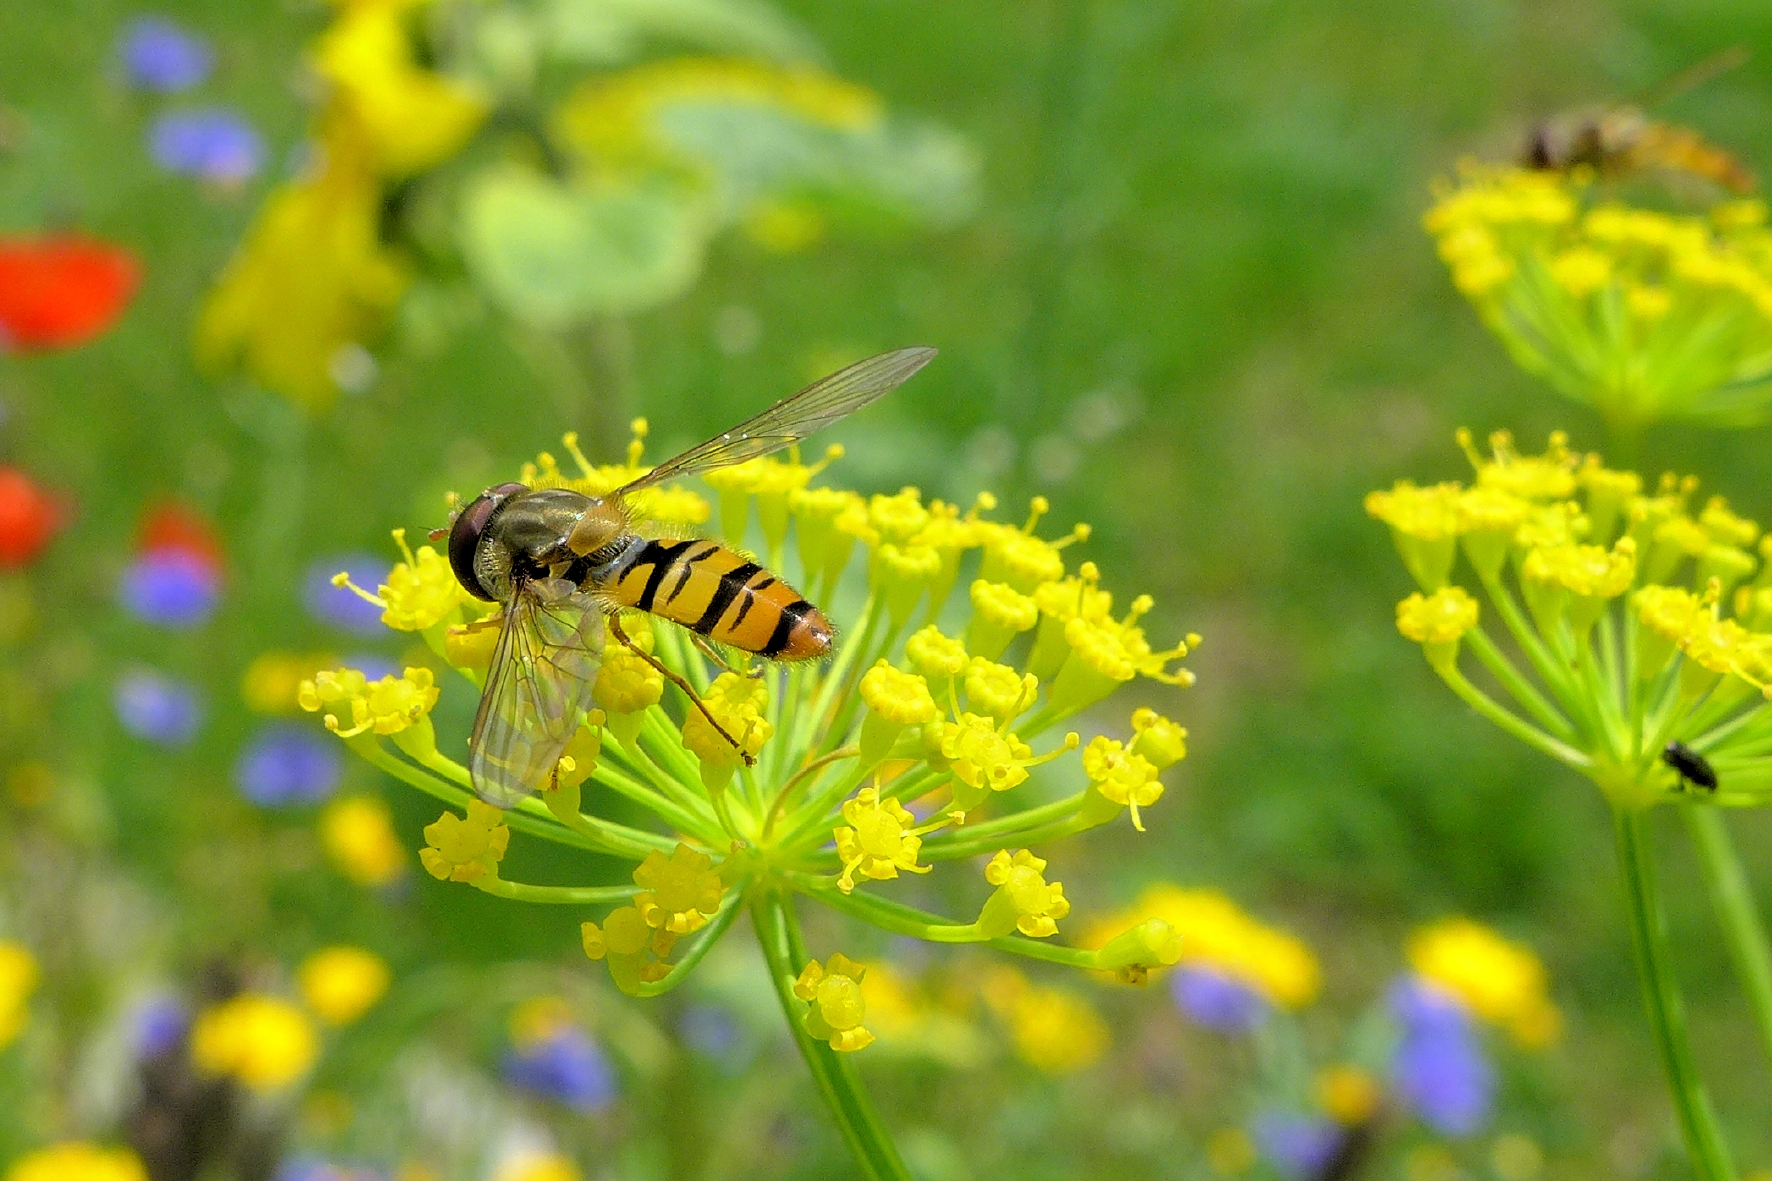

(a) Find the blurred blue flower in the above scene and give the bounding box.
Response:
[680,1003,742,1057]
[132,994,189,1058]
[1251,1110,1343,1178]
[274,1159,387,1181]
[149,109,263,184]
[236,723,341,807]
[1387,975,1494,1136]
[504,1026,617,1112]
[346,654,400,683]
[115,668,202,745]
[120,549,221,628]
[1171,964,1267,1033]
[118,17,212,91]
[307,555,391,635]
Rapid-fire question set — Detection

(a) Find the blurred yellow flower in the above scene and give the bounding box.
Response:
[493,1155,581,1181]
[979,965,1108,1074]
[4,1144,147,1181]
[191,994,320,1090]
[0,941,38,1049]
[320,795,407,887]
[1086,884,1319,1007]
[299,946,392,1025]
[1408,918,1562,1047]
[242,651,338,714]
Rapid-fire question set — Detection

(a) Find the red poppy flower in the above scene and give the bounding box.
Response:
[0,234,141,352]
[138,500,225,576]
[0,467,65,567]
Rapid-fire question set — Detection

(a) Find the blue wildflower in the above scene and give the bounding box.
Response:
[1171,964,1267,1033]
[149,109,263,185]
[236,723,342,807]
[120,549,221,628]
[1387,976,1494,1136]
[504,1026,617,1113]
[1251,1110,1343,1178]
[132,994,189,1058]
[306,555,391,636]
[274,1159,387,1181]
[115,669,202,745]
[118,17,212,92]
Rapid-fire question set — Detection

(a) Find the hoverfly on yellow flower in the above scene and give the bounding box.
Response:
[435,347,937,807]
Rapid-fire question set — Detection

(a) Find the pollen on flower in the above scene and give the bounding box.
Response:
[967,579,1040,658]
[977,849,1070,938]
[1130,707,1187,769]
[419,800,510,882]
[593,636,665,717]
[343,530,465,632]
[905,625,970,683]
[1365,481,1463,541]
[859,660,939,726]
[794,954,875,1052]
[633,844,725,933]
[1522,537,1636,600]
[1082,735,1163,831]
[834,787,932,892]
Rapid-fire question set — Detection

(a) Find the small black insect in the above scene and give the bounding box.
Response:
[1663,741,1718,792]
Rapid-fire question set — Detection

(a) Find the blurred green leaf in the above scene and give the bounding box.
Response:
[544,0,823,66]
[458,164,713,324]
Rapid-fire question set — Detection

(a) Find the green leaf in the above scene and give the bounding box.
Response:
[458,164,714,326]
[545,0,822,66]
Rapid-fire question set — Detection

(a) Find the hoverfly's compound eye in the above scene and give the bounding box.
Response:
[448,482,527,601]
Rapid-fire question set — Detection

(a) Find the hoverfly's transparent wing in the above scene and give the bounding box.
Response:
[468,579,605,808]
[616,346,936,494]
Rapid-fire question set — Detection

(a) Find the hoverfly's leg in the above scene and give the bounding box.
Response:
[687,631,756,679]
[608,614,756,767]
[453,613,504,634]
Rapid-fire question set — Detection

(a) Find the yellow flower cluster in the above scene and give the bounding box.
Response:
[1424,163,1772,428]
[0,941,37,1049]
[1408,918,1562,1048]
[1373,428,1772,806]
[300,430,1197,1077]
[1086,884,1321,1007]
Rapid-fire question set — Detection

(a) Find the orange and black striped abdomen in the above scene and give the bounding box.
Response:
[607,538,833,660]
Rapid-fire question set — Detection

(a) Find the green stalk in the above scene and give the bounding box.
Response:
[751,891,910,1181]
[1614,808,1737,1181]
[1683,806,1772,1077]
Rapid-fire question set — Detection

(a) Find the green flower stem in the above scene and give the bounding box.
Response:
[1683,806,1772,1077]
[1477,568,1584,706]
[803,596,884,757]
[796,878,1115,970]
[603,738,723,840]
[764,746,861,840]
[933,790,1087,843]
[472,879,642,905]
[752,890,911,1181]
[400,741,675,857]
[1437,665,1594,769]
[633,892,745,997]
[921,810,1098,861]
[1614,807,1738,1181]
[778,761,876,851]
[1464,626,1579,741]
[639,705,704,788]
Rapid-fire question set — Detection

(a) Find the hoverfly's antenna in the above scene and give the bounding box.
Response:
[1637,45,1750,110]
[427,491,465,542]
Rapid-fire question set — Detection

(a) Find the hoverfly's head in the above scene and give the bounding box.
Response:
[447,482,528,601]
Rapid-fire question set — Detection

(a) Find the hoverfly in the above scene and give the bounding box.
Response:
[442,346,937,807]
[1522,47,1756,194]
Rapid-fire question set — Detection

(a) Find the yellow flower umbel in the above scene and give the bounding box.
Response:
[1425,163,1772,430]
[4,1144,148,1181]
[296,432,1195,1170]
[1374,428,1772,810]
[298,946,392,1026]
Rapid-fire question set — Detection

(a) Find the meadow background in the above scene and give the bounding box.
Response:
[6,0,1772,1178]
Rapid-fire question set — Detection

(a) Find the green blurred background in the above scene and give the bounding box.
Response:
[7,0,1772,1177]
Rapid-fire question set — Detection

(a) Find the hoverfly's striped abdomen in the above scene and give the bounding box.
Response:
[605,538,833,660]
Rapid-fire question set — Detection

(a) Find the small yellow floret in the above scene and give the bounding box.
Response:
[794,954,874,1052]
[680,672,773,768]
[834,787,931,892]
[1395,587,1479,645]
[633,844,725,934]
[419,800,510,882]
[1082,735,1163,831]
[859,661,939,726]
[904,625,969,681]
[978,849,1070,938]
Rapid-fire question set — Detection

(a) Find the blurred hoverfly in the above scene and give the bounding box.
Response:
[1522,47,1756,193]
[440,346,937,807]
